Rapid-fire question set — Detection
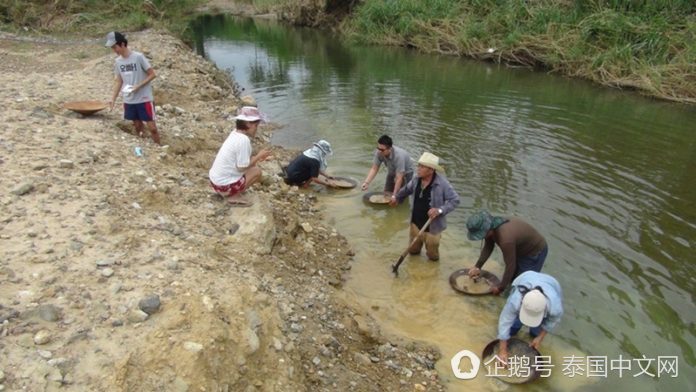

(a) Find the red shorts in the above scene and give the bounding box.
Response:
[211,176,246,197]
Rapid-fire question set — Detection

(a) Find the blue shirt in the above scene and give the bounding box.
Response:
[497,271,563,340]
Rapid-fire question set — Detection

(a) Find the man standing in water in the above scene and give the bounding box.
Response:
[466,210,548,295]
[209,106,272,207]
[361,135,414,196]
[389,152,460,261]
[496,271,563,364]
[106,31,160,145]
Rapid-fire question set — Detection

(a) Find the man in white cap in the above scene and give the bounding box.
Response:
[105,31,160,145]
[209,106,272,206]
[284,140,337,188]
[389,152,460,261]
[497,271,563,364]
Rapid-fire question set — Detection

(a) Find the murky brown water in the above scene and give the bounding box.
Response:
[193,15,696,390]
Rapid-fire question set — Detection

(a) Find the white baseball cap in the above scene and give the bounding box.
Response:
[519,289,547,327]
[105,31,126,47]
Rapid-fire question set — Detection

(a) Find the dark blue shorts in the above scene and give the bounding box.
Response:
[124,102,156,122]
[515,245,548,277]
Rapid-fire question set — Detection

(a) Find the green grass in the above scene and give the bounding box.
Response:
[342,0,696,102]
[0,0,205,36]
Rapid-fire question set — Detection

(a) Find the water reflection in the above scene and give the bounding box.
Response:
[191,15,696,390]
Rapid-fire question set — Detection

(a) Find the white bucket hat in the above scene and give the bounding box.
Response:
[235,106,267,123]
[417,152,444,172]
[313,140,333,156]
[519,289,547,327]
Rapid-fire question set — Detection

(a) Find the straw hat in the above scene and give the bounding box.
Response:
[417,152,444,172]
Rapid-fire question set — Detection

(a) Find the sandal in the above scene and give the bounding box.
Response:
[227,197,254,207]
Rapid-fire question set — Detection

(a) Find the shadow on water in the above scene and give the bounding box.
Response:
[190,14,696,390]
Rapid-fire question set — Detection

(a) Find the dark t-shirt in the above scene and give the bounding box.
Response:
[411,178,432,231]
[286,154,320,185]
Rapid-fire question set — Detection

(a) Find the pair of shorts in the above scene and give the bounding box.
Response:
[124,101,156,122]
[210,177,246,197]
[515,245,548,277]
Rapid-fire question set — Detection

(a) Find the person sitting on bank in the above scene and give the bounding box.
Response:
[361,135,414,196]
[389,152,460,261]
[466,210,548,294]
[284,140,337,188]
[497,271,563,364]
[209,106,272,207]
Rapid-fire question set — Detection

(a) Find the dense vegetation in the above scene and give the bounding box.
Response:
[0,0,203,35]
[342,0,696,102]
[2,0,693,102]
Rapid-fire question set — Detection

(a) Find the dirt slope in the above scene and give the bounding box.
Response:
[0,30,443,391]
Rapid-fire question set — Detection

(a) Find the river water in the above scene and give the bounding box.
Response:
[191,15,695,391]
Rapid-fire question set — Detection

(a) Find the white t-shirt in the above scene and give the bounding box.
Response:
[209,130,252,185]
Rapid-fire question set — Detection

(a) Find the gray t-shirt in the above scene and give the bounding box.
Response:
[114,51,153,104]
[372,145,413,175]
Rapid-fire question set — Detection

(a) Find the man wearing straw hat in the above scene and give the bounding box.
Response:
[465,210,548,295]
[389,152,460,261]
[496,271,563,365]
[209,106,272,207]
[284,140,337,188]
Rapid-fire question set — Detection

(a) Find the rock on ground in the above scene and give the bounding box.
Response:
[0,29,443,391]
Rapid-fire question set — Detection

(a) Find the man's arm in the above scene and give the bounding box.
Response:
[312,176,335,188]
[529,329,548,350]
[474,238,495,269]
[237,148,272,172]
[361,164,379,190]
[496,298,520,364]
[389,177,416,206]
[541,300,563,333]
[133,67,156,92]
[249,148,272,167]
[109,74,123,110]
[391,172,405,195]
[440,182,460,215]
[496,241,518,292]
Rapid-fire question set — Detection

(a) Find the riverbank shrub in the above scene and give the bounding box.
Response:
[0,0,203,35]
[343,0,696,102]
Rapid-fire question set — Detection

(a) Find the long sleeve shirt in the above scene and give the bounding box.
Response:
[394,173,460,234]
[497,271,563,340]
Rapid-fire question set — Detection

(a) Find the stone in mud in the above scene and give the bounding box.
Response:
[33,330,51,345]
[11,182,34,196]
[128,309,149,323]
[138,294,161,315]
[183,341,203,353]
[37,304,62,322]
